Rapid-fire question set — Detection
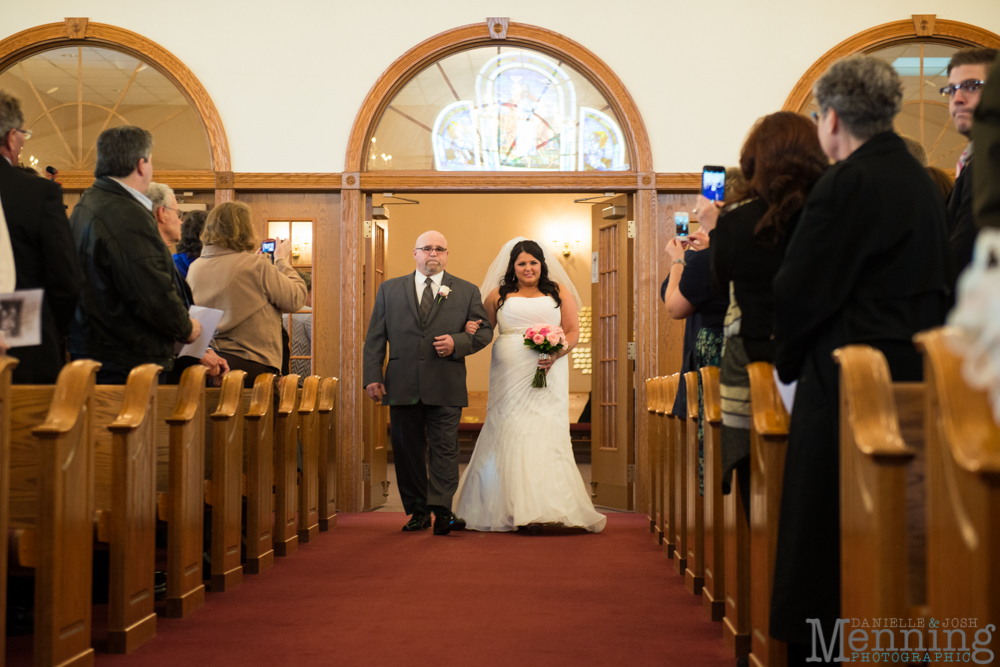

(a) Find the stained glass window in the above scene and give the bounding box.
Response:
[801,42,964,169]
[0,46,211,172]
[368,46,631,172]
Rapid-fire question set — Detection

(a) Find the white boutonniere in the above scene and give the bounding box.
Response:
[436,285,451,303]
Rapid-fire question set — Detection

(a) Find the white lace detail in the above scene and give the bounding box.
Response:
[499,326,529,336]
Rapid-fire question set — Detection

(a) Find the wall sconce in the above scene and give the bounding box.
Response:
[551,235,580,257]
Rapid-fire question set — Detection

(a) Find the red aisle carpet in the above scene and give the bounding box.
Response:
[90,512,733,667]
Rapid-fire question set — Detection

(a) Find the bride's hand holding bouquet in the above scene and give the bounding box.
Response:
[524,325,567,388]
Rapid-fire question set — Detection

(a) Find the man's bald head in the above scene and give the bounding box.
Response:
[413,230,449,276]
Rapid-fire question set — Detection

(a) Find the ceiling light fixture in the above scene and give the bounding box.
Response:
[46,87,59,94]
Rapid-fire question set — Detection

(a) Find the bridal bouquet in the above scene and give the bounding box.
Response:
[523,325,567,388]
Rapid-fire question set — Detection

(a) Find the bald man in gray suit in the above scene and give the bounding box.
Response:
[363,230,493,534]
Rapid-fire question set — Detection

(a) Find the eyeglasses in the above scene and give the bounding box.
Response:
[940,80,986,98]
[810,111,820,124]
[416,246,448,254]
[13,128,31,140]
[163,206,182,216]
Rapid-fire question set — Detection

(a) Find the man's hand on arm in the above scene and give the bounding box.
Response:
[433,334,455,357]
[365,382,386,402]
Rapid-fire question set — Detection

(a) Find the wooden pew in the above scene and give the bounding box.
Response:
[700,366,725,621]
[98,364,162,654]
[297,375,321,543]
[645,377,661,543]
[747,362,788,667]
[317,376,339,531]
[244,373,276,574]
[652,377,666,546]
[161,365,209,618]
[672,371,689,573]
[274,374,301,556]
[684,371,705,595]
[722,368,751,656]
[662,373,679,561]
[834,345,927,650]
[0,356,16,663]
[10,359,100,667]
[207,370,246,592]
[915,328,1000,661]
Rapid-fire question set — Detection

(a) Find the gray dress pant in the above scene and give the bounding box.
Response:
[389,402,462,516]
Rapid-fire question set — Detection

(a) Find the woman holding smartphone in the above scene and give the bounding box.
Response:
[187,201,307,386]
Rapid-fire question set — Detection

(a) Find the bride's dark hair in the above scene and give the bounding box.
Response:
[497,240,562,309]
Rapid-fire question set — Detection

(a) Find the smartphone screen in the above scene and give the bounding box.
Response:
[702,165,726,202]
[674,212,689,238]
[261,240,276,254]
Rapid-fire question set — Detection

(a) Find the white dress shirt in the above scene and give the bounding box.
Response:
[109,177,153,211]
[415,270,444,306]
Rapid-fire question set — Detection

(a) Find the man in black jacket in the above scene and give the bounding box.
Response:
[69,126,201,384]
[0,90,82,384]
[945,47,999,278]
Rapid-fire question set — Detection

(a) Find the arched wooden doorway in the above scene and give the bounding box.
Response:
[0,18,232,201]
[338,21,657,512]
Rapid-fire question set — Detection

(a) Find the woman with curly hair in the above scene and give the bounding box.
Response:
[173,209,207,278]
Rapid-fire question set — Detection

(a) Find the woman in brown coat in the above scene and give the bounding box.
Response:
[187,201,307,386]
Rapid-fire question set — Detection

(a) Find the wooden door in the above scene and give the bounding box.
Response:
[590,194,635,510]
[362,197,389,511]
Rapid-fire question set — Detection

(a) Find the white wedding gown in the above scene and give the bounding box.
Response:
[455,296,607,533]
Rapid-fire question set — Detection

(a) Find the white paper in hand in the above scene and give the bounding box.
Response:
[0,289,43,348]
[772,367,797,416]
[177,305,223,359]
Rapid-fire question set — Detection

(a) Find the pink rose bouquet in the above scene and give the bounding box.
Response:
[523,324,567,388]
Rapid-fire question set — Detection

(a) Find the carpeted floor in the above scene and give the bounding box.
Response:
[71,512,734,666]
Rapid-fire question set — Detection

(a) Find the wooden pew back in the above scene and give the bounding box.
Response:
[645,377,657,534]
[671,371,688,572]
[10,359,100,667]
[662,373,679,560]
[916,328,1000,661]
[244,372,276,573]
[834,345,926,651]
[274,374,301,556]
[747,362,789,667]
[317,377,339,530]
[209,370,247,592]
[700,366,725,622]
[684,371,705,594]
[297,375,321,543]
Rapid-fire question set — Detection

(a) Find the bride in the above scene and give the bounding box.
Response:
[454,238,606,533]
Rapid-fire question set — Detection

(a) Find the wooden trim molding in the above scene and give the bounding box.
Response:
[0,20,231,172]
[344,21,652,173]
[655,173,700,192]
[783,17,1000,112]
[56,170,217,191]
[232,173,342,190]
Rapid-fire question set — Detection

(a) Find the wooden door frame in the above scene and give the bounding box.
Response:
[0,18,233,203]
[338,20,657,512]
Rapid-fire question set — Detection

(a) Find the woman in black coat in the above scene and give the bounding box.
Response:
[770,56,950,664]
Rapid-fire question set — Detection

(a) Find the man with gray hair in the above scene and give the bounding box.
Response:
[0,89,82,384]
[69,127,202,384]
[771,55,950,663]
[146,182,228,384]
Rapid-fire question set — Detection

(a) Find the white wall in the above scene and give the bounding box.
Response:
[2,0,998,173]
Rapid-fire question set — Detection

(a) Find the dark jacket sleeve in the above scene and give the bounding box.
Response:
[773,165,870,383]
[709,226,731,296]
[974,53,1000,230]
[948,164,976,274]
[362,282,389,386]
[451,286,493,359]
[101,216,192,342]
[40,182,82,334]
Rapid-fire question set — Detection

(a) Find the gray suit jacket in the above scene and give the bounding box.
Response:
[363,271,493,407]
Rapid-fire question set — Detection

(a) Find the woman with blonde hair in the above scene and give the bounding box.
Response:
[187,201,306,386]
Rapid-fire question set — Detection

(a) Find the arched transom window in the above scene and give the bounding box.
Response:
[368,46,631,172]
[0,45,211,172]
[800,41,965,169]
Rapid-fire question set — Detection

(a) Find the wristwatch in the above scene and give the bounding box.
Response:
[672,258,686,267]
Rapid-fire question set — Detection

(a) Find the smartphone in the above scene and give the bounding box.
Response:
[674,211,689,239]
[702,165,726,202]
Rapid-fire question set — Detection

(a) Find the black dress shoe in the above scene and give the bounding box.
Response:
[433,512,467,535]
[402,514,432,531]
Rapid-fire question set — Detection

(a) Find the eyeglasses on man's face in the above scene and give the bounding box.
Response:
[940,80,986,98]
[13,128,32,140]
[416,246,448,255]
